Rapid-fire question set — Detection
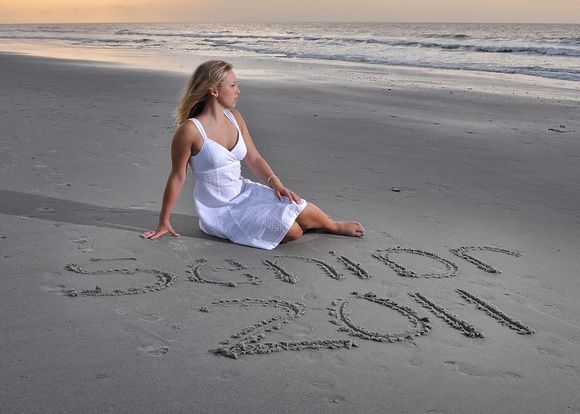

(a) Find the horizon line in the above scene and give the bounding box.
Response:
[1,20,579,25]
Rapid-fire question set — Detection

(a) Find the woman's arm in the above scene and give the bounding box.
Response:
[141,122,201,239]
[232,110,302,204]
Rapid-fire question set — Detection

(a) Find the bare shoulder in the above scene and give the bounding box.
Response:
[173,120,203,151]
[175,120,200,141]
[229,109,248,129]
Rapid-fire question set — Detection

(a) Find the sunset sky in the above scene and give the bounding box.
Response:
[0,0,578,24]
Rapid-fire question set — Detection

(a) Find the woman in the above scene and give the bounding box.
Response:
[141,60,364,250]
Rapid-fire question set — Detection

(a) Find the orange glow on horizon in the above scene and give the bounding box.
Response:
[0,0,578,24]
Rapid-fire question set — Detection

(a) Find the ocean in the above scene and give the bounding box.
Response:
[1,22,579,81]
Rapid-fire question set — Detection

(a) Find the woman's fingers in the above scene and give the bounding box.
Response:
[275,187,301,204]
[141,229,167,240]
[282,190,294,203]
[141,222,177,240]
[284,189,300,204]
[149,230,166,240]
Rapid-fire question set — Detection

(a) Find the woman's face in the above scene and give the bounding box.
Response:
[216,70,240,108]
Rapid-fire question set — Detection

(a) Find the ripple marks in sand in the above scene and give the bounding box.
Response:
[409,292,484,338]
[274,255,344,280]
[329,292,431,342]
[262,259,298,284]
[329,251,372,279]
[372,248,458,279]
[456,289,535,335]
[63,257,177,297]
[450,246,521,274]
[201,298,357,359]
[187,258,261,287]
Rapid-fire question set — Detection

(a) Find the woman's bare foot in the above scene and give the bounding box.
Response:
[334,221,365,237]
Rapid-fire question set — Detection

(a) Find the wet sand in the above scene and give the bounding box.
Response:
[1,52,579,413]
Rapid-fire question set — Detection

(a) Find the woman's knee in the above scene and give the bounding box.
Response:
[282,222,303,242]
[295,203,315,229]
[295,202,331,231]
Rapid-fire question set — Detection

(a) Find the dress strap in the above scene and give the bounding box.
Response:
[189,118,208,141]
[224,109,242,135]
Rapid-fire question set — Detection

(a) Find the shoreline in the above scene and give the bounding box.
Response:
[2,40,579,101]
[1,52,579,413]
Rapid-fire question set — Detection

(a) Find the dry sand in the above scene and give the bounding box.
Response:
[1,52,579,413]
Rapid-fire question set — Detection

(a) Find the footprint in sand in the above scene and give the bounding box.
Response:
[70,237,93,252]
[554,364,580,376]
[363,363,390,373]
[298,350,326,361]
[113,302,130,316]
[169,241,188,251]
[140,314,165,323]
[39,283,69,295]
[120,322,174,356]
[331,354,349,367]
[444,361,521,379]
[139,344,169,357]
[138,313,182,330]
[301,285,318,301]
[217,369,242,382]
[535,347,565,358]
[35,206,55,213]
[407,357,423,367]
[293,323,315,338]
[323,394,346,405]
[307,379,334,391]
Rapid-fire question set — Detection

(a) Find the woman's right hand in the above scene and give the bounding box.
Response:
[141,221,179,240]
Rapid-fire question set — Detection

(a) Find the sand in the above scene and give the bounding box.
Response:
[1,51,579,413]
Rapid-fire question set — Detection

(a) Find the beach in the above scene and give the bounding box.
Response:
[1,50,579,413]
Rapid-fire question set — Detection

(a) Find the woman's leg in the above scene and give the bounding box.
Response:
[281,221,303,243]
[295,203,365,237]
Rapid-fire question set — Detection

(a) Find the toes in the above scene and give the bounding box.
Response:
[353,223,365,236]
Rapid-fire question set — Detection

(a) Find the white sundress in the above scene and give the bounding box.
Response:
[188,109,307,250]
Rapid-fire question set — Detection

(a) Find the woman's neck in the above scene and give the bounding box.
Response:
[200,101,225,123]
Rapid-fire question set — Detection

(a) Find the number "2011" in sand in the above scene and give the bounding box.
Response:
[63,245,534,359]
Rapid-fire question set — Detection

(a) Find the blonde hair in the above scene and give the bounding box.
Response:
[174,60,233,125]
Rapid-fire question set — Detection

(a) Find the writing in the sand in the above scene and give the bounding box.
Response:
[61,245,534,359]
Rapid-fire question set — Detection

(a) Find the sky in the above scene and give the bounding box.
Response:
[0,0,578,24]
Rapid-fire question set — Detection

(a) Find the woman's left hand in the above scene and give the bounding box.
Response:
[272,181,302,204]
